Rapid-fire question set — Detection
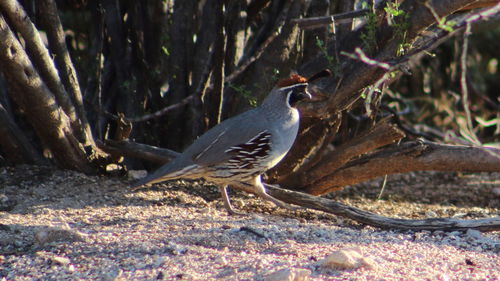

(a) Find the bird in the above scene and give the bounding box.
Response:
[131,70,331,214]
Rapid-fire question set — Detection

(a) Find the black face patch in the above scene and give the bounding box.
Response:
[286,84,310,107]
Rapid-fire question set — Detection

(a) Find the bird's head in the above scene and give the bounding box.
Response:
[265,70,332,108]
[275,74,310,108]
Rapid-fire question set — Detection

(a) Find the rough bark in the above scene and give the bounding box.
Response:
[0,102,43,164]
[0,14,94,172]
[277,117,406,187]
[305,140,500,195]
[38,0,95,147]
[0,0,91,147]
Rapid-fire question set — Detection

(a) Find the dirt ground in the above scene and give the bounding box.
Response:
[0,165,498,280]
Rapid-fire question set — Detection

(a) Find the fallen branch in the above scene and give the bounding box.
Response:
[111,139,499,232]
[264,184,500,232]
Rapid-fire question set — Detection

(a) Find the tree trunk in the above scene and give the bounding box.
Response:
[0,14,95,172]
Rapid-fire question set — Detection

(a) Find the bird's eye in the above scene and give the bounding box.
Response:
[286,84,309,107]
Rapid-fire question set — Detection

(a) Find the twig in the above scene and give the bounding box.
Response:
[459,22,480,144]
[291,9,370,30]
[90,94,195,123]
[423,1,444,24]
[377,174,388,200]
[128,95,195,123]
[341,48,393,70]
[239,227,268,239]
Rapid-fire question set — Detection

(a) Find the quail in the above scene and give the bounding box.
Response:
[131,70,331,214]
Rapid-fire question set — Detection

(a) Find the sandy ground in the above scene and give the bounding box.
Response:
[0,165,499,280]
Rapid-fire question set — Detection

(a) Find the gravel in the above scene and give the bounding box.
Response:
[0,165,498,280]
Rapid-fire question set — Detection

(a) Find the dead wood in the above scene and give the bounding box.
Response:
[107,140,499,232]
[306,140,500,195]
[264,184,500,232]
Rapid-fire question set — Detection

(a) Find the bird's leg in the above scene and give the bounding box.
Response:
[254,184,299,211]
[243,177,300,211]
[219,185,246,216]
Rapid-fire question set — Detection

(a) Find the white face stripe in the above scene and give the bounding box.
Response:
[279,83,308,91]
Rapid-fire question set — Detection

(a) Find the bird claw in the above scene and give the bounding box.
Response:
[219,186,248,216]
[224,206,247,216]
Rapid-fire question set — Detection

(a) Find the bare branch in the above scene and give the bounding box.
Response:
[459,22,479,144]
[128,95,195,123]
[304,117,405,186]
[341,48,392,70]
[89,94,195,123]
[292,9,370,30]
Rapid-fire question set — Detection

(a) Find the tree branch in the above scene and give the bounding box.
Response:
[303,117,405,188]
[292,9,369,30]
[38,0,94,146]
[306,140,500,195]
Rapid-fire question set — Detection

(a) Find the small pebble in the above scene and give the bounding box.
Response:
[35,226,88,245]
[320,247,373,270]
[264,268,311,281]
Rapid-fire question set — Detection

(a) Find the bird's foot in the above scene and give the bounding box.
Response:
[219,186,247,216]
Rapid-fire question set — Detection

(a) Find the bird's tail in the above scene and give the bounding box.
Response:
[129,159,201,190]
